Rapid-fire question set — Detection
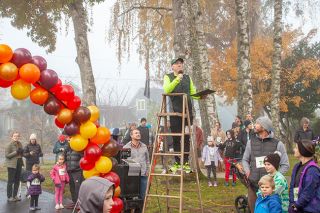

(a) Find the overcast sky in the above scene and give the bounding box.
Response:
[0,0,148,105]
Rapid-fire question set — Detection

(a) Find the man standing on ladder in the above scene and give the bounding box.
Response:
[163,57,205,173]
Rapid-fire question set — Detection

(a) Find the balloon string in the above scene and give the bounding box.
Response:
[34,81,69,109]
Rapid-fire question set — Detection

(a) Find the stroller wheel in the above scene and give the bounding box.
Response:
[234,195,249,213]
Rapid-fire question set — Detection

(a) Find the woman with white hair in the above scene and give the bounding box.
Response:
[294,117,314,143]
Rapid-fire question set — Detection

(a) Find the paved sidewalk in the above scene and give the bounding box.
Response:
[0,181,73,213]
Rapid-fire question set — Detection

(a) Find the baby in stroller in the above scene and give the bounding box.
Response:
[20,169,33,198]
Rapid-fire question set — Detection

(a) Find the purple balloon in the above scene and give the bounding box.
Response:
[43,97,61,115]
[32,56,47,71]
[11,48,32,68]
[64,121,80,136]
[39,69,58,90]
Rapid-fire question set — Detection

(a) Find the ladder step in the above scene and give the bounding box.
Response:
[147,194,180,199]
[158,132,190,136]
[169,188,198,192]
[154,152,190,156]
[157,112,184,117]
[150,173,181,177]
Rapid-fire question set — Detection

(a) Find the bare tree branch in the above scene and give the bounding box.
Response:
[119,5,172,17]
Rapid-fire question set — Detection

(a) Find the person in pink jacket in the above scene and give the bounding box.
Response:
[50,154,70,210]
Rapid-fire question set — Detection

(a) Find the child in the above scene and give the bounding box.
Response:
[219,129,241,186]
[202,136,222,187]
[254,175,282,213]
[289,140,320,213]
[27,164,45,211]
[50,154,70,210]
[263,152,289,213]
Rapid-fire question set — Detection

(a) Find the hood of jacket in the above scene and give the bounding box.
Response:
[79,176,114,213]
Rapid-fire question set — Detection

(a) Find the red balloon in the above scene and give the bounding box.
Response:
[66,95,81,110]
[101,139,120,157]
[73,106,91,123]
[79,157,95,170]
[43,97,61,115]
[39,69,58,90]
[84,143,102,162]
[64,121,80,136]
[101,172,120,188]
[55,117,65,128]
[11,48,32,68]
[56,85,75,101]
[94,121,100,128]
[0,78,13,88]
[50,78,62,93]
[110,197,123,213]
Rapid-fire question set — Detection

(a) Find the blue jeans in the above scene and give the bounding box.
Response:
[140,176,148,200]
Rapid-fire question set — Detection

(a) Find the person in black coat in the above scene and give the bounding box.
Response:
[294,117,314,143]
[238,120,254,157]
[23,133,43,172]
[137,118,150,146]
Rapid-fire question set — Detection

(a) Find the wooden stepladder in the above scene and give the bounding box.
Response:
[142,93,203,213]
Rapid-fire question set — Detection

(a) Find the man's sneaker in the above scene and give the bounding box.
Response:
[224,182,229,186]
[35,206,41,210]
[183,163,192,173]
[232,182,236,187]
[208,181,213,187]
[7,197,15,202]
[169,162,180,174]
[13,196,21,201]
[29,207,36,211]
[59,204,64,209]
[213,181,218,187]
[55,204,60,210]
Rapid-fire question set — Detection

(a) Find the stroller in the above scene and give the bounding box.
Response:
[229,159,250,213]
[18,169,32,198]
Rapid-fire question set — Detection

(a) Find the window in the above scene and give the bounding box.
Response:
[136,99,145,111]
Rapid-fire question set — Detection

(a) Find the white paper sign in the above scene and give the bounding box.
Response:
[255,156,266,168]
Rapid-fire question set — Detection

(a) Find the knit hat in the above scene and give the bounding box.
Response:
[297,140,315,157]
[255,116,274,133]
[244,120,252,128]
[207,136,213,142]
[29,133,37,140]
[58,134,66,142]
[264,151,281,170]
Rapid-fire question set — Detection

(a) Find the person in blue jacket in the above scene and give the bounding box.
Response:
[288,139,320,213]
[254,175,282,213]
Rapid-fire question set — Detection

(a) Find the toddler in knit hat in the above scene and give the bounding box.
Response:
[262,152,289,212]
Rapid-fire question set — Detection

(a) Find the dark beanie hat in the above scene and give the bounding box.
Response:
[297,140,315,157]
[264,152,281,170]
[244,120,252,128]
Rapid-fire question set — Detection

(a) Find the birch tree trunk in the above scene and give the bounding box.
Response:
[68,0,96,106]
[271,0,282,137]
[172,0,217,140]
[235,0,253,119]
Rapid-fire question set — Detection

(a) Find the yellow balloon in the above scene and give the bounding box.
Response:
[11,79,31,100]
[95,156,112,174]
[70,134,88,152]
[83,167,99,179]
[87,105,100,122]
[80,121,97,139]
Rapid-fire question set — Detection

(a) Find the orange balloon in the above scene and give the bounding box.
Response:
[90,127,111,144]
[114,186,121,197]
[0,44,13,63]
[19,63,40,83]
[30,87,49,105]
[0,62,18,81]
[57,108,73,124]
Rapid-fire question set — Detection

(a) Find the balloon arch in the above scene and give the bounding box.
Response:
[0,44,123,212]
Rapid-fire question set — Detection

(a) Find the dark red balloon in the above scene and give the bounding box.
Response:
[50,78,62,93]
[79,157,95,170]
[101,139,120,157]
[56,85,75,102]
[84,143,102,162]
[39,69,58,90]
[73,106,91,123]
[110,197,123,213]
[0,79,13,88]
[64,121,80,136]
[11,48,32,68]
[55,117,65,128]
[110,157,118,172]
[31,56,47,71]
[101,172,120,188]
[67,96,81,110]
[44,97,61,115]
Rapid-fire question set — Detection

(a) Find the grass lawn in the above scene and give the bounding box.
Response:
[0,155,299,213]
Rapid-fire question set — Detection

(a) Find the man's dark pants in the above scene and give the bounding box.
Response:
[68,170,84,203]
[248,184,257,213]
[7,158,23,198]
[170,117,191,164]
